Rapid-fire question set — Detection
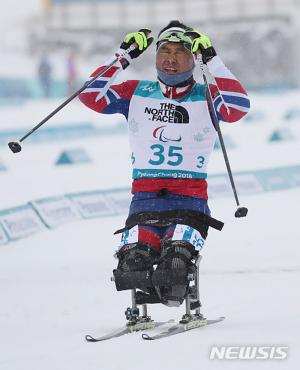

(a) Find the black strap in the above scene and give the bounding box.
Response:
[114,209,224,235]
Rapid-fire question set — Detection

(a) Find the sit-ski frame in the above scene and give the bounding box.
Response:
[124,255,204,325]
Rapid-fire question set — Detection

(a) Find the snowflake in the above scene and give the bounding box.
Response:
[128,118,139,134]
[128,118,139,133]
[194,132,204,142]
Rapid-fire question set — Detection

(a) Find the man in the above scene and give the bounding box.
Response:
[79,20,250,307]
[38,53,52,98]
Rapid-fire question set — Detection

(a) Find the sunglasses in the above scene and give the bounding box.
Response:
[156,31,192,51]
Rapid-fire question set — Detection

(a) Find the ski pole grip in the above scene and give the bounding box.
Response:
[139,28,152,37]
[119,42,142,58]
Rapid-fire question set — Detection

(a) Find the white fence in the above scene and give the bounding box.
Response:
[45,0,300,30]
[1,163,300,245]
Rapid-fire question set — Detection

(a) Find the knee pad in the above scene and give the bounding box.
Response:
[113,243,159,292]
[152,239,197,307]
[159,238,197,268]
[116,242,159,272]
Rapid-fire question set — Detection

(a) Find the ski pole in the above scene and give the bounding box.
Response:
[8,44,137,154]
[197,56,248,218]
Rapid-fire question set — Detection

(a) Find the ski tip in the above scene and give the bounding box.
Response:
[209,316,226,323]
[142,333,154,341]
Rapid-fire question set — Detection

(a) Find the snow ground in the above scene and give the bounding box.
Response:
[0,87,299,370]
[0,192,299,370]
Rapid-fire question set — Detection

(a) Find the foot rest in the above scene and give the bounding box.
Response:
[135,291,161,305]
[190,300,201,310]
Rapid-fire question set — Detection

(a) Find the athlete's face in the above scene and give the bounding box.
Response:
[156,42,194,74]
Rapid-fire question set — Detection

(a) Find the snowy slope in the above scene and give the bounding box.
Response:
[0,86,300,369]
[0,193,299,370]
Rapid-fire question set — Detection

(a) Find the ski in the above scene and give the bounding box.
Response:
[85,319,174,342]
[142,316,225,341]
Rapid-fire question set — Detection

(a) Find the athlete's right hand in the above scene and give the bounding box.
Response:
[120,29,154,59]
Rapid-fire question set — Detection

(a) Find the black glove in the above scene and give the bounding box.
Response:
[120,29,154,59]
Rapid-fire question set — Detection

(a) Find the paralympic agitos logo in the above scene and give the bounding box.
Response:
[153,125,182,142]
[145,103,189,124]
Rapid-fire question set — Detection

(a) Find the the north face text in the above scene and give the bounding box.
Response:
[145,103,189,123]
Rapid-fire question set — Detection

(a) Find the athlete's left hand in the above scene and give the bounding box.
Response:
[184,30,217,63]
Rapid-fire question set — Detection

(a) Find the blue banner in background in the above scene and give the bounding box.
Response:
[0,78,67,101]
[0,123,126,146]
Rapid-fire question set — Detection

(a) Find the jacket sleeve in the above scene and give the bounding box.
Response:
[206,56,250,123]
[79,52,139,120]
